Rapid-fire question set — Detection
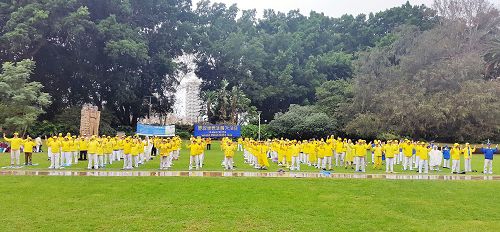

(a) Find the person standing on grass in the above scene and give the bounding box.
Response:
[429,145,443,172]
[70,136,78,165]
[159,139,172,170]
[354,140,371,172]
[481,143,498,174]
[417,142,430,174]
[372,141,383,170]
[35,136,42,153]
[384,140,397,173]
[23,136,36,166]
[223,140,236,170]
[4,132,23,167]
[344,139,354,170]
[187,140,201,170]
[401,139,414,171]
[450,143,462,174]
[441,145,451,169]
[87,136,99,170]
[122,137,133,170]
[48,136,62,169]
[462,143,475,173]
[79,135,88,161]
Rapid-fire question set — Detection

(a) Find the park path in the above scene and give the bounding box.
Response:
[0,170,499,180]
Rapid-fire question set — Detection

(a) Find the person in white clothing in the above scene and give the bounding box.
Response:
[429,145,443,172]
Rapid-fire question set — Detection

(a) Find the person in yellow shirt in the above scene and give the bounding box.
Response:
[48,136,62,169]
[23,136,36,166]
[187,140,201,170]
[354,140,371,172]
[372,141,383,170]
[401,140,414,171]
[78,135,89,161]
[334,138,344,167]
[223,140,237,170]
[70,135,78,165]
[60,136,73,167]
[159,139,172,170]
[122,137,133,170]
[290,141,301,171]
[3,132,23,167]
[131,138,142,168]
[384,140,397,173]
[451,143,462,174]
[87,136,99,170]
[462,143,476,173]
[257,141,269,170]
[417,142,430,174]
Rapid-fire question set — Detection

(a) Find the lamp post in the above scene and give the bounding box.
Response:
[257,111,262,141]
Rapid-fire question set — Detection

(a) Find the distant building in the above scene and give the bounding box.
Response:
[173,71,203,125]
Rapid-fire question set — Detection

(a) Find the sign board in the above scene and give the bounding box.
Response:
[136,124,175,137]
[194,124,241,138]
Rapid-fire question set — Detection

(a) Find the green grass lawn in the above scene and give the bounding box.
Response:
[0,176,499,231]
[1,141,497,175]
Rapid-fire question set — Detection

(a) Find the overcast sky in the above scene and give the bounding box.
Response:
[193,0,436,17]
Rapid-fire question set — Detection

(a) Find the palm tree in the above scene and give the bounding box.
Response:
[484,39,500,79]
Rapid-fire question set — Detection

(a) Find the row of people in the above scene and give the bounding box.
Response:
[239,137,498,174]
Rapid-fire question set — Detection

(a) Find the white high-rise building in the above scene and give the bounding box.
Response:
[173,71,203,124]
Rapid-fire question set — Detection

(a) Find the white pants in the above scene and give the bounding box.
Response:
[484,159,493,174]
[48,147,52,158]
[36,145,41,153]
[452,160,460,173]
[10,149,20,166]
[386,157,394,173]
[73,151,79,164]
[291,156,300,171]
[237,144,243,151]
[87,154,98,169]
[63,152,72,166]
[107,153,114,164]
[199,153,204,167]
[322,156,332,170]
[189,155,200,170]
[133,156,140,167]
[464,158,472,172]
[115,150,121,160]
[403,156,413,170]
[339,152,345,166]
[334,152,341,166]
[371,153,375,164]
[50,152,60,169]
[414,155,420,169]
[224,157,233,170]
[418,159,429,174]
[160,156,171,169]
[355,156,365,172]
[123,154,132,169]
[98,155,105,167]
[443,159,450,168]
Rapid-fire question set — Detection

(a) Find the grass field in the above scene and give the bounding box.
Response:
[1,141,499,231]
[1,141,498,175]
[0,176,499,231]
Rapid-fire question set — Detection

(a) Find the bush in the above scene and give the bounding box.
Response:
[241,124,274,140]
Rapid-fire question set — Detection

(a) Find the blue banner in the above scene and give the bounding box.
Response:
[194,124,241,138]
[136,123,175,137]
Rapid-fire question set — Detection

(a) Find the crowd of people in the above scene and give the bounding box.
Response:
[2,132,182,170]
[239,137,498,174]
[1,133,498,174]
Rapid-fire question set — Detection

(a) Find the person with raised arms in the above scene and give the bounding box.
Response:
[3,132,23,167]
[481,142,498,174]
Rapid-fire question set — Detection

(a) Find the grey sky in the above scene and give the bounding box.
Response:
[194,0,436,17]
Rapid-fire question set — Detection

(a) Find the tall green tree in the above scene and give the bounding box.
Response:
[0,59,51,133]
